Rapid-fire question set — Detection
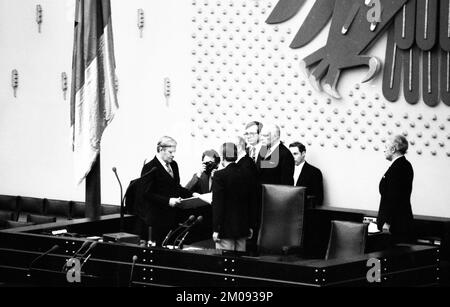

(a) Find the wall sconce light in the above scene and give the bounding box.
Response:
[114,74,119,93]
[137,8,144,38]
[164,77,171,106]
[11,69,19,97]
[61,72,68,100]
[36,4,43,33]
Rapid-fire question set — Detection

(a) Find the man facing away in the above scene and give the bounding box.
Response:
[289,142,324,208]
[139,136,193,245]
[377,135,415,244]
[212,142,256,252]
[235,135,260,254]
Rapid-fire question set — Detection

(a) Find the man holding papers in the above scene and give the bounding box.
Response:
[139,136,193,245]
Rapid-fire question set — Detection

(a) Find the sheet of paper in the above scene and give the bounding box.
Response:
[198,192,212,204]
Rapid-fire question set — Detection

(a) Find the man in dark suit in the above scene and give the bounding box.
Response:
[289,142,324,207]
[138,136,193,245]
[235,135,260,253]
[235,136,258,182]
[183,149,220,243]
[244,121,263,162]
[212,142,256,252]
[377,135,415,243]
[256,123,295,186]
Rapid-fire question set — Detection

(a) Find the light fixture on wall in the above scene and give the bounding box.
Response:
[61,72,68,100]
[164,77,171,106]
[36,4,43,33]
[11,69,19,98]
[114,74,119,93]
[137,8,144,38]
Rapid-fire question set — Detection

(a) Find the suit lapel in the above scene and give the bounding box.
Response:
[155,158,177,182]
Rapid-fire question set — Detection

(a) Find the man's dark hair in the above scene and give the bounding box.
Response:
[202,149,221,164]
[245,121,263,134]
[289,141,306,153]
[221,142,238,162]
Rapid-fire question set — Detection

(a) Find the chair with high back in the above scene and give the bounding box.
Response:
[257,184,306,255]
[325,220,369,260]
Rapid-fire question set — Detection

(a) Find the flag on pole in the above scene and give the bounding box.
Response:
[70,0,119,184]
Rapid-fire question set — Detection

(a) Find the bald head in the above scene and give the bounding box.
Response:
[260,123,280,147]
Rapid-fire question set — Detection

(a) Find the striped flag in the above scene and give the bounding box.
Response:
[70,0,119,184]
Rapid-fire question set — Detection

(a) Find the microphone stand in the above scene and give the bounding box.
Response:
[61,240,90,272]
[161,215,196,248]
[173,217,203,249]
[175,231,190,249]
[27,245,59,277]
[112,167,124,232]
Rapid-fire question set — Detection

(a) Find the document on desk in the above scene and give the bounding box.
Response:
[178,193,211,209]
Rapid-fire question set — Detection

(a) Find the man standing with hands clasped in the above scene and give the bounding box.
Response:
[212,142,256,252]
[377,135,415,244]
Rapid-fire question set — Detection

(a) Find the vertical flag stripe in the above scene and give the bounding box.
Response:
[70,0,118,184]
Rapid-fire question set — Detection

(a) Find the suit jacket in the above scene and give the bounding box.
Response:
[237,154,261,227]
[139,156,192,243]
[256,142,295,186]
[212,163,257,239]
[237,155,259,182]
[295,162,324,207]
[182,172,213,243]
[377,156,414,241]
[185,172,212,194]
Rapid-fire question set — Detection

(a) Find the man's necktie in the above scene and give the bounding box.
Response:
[166,163,174,178]
[250,147,256,161]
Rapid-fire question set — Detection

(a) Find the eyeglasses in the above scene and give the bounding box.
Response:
[244,132,257,136]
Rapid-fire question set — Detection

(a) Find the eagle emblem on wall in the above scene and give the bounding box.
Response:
[266,0,450,107]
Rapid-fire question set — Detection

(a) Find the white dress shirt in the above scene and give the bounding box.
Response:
[293,161,305,185]
[157,155,173,177]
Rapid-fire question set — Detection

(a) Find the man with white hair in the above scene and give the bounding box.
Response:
[377,135,415,243]
[256,123,295,186]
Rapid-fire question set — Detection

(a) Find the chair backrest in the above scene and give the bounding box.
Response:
[5,220,34,228]
[101,204,120,215]
[325,220,368,260]
[0,195,18,211]
[0,211,14,222]
[257,184,306,254]
[17,196,45,215]
[27,214,56,225]
[44,199,71,219]
[70,201,86,219]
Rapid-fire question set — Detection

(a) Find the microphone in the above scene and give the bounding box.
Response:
[79,241,98,260]
[27,244,59,276]
[174,216,203,248]
[79,241,98,271]
[112,167,125,231]
[128,255,138,287]
[62,240,90,272]
[162,215,195,247]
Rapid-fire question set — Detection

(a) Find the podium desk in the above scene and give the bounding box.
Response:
[0,214,440,287]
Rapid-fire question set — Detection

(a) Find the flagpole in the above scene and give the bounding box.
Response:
[86,153,101,219]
